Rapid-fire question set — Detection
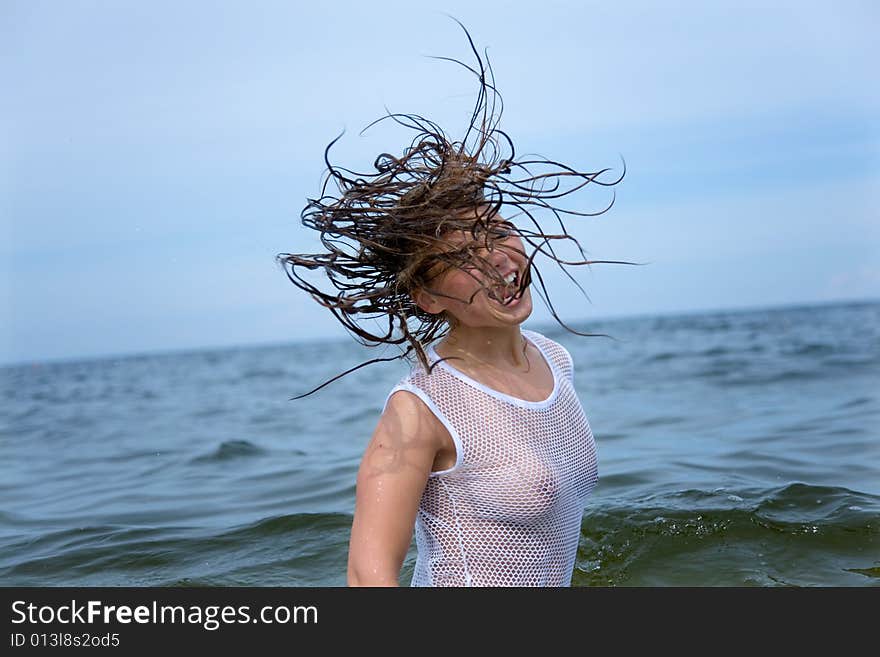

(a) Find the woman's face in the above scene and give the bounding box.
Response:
[415,208,533,329]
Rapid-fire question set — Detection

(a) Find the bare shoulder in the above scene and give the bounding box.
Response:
[360,390,448,485]
[375,388,446,452]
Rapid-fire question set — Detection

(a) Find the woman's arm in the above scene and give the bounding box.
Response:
[347,390,441,586]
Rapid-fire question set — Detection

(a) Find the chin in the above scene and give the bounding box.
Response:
[487,289,533,322]
[449,287,534,328]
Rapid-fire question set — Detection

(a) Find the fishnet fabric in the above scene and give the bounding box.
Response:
[384,329,598,587]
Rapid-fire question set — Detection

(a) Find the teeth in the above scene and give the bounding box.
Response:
[504,271,516,284]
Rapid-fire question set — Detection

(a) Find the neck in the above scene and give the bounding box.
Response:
[440,325,528,369]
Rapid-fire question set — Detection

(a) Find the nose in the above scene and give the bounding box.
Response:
[487,247,513,271]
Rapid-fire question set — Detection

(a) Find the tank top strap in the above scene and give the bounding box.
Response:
[522,329,574,384]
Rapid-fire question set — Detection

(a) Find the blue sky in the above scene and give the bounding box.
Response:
[2,0,878,365]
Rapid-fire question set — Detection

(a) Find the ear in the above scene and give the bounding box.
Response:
[412,287,442,315]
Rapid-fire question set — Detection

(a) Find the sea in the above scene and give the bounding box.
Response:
[1,299,878,587]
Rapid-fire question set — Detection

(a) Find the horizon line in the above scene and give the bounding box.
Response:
[2,295,877,370]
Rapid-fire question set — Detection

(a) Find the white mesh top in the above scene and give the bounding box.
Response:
[383,329,599,587]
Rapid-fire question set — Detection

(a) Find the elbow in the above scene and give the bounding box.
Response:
[347,559,400,587]
[346,564,364,587]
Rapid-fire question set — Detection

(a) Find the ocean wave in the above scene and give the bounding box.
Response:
[190,440,266,463]
[574,482,880,587]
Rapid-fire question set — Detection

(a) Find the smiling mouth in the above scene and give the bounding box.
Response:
[487,269,524,305]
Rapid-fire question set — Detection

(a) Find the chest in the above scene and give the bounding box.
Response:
[440,391,598,520]
[447,344,555,403]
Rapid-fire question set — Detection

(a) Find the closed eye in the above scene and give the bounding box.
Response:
[487,220,516,238]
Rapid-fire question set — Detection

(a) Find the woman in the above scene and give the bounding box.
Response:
[278,21,630,586]
[347,204,600,586]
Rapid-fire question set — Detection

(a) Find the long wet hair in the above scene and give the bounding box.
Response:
[277,19,636,399]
